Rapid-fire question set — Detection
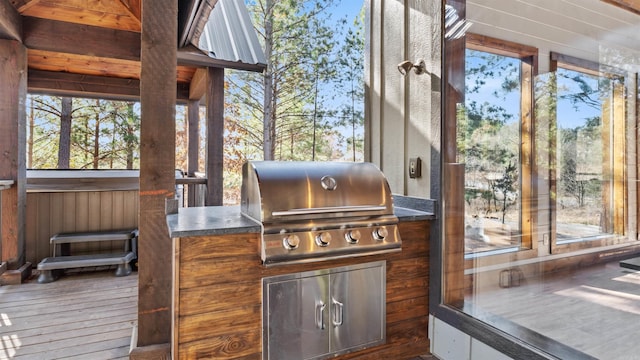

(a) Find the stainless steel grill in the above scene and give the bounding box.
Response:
[241,161,401,266]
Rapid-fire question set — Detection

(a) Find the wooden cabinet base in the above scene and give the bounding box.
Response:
[172,221,431,359]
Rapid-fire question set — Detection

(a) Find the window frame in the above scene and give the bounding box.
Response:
[549,52,631,254]
[461,33,538,259]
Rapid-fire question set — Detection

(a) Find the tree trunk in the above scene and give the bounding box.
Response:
[312,73,319,161]
[93,100,100,169]
[28,100,34,168]
[262,0,275,160]
[126,127,134,169]
[58,97,72,169]
[126,102,136,169]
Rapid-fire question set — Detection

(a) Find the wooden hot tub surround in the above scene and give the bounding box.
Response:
[169,205,433,360]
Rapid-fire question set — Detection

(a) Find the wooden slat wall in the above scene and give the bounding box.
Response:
[25,190,139,264]
[173,220,430,360]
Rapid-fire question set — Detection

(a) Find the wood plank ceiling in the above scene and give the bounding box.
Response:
[4,0,638,100]
[8,0,203,100]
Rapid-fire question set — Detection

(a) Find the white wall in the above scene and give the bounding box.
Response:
[430,315,513,360]
[366,0,440,198]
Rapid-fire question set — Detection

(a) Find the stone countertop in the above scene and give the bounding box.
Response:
[167,206,261,238]
[395,206,435,221]
[167,198,435,238]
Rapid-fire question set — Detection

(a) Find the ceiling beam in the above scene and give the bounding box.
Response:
[118,0,142,25]
[23,17,140,61]
[602,0,640,15]
[0,0,22,41]
[9,0,41,12]
[188,67,207,100]
[28,69,189,101]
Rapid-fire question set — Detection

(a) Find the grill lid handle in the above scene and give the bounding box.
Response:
[272,205,387,217]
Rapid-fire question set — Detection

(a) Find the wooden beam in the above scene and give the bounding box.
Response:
[10,0,41,12]
[119,0,142,24]
[205,67,224,206]
[442,0,466,307]
[23,17,141,61]
[0,40,27,270]
[28,70,141,100]
[189,67,207,100]
[137,0,176,349]
[187,100,200,177]
[27,69,190,101]
[187,100,200,206]
[0,0,22,41]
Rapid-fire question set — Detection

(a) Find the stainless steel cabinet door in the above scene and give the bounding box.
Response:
[265,275,330,360]
[330,265,385,353]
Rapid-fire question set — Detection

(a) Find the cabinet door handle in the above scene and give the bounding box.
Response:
[316,302,326,330]
[332,299,343,326]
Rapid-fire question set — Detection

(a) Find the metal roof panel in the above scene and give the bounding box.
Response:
[198,0,267,70]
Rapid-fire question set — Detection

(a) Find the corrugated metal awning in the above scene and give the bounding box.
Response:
[197,0,267,71]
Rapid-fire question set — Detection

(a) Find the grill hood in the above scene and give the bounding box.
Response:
[241,161,400,266]
[241,161,395,223]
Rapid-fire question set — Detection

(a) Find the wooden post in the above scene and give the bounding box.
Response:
[205,67,224,206]
[442,0,466,307]
[187,99,200,207]
[136,0,176,351]
[0,40,28,284]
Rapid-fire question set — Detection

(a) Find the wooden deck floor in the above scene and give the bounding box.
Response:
[468,260,640,359]
[4,259,638,359]
[0,270,137,360]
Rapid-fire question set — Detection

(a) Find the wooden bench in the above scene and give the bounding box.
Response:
[37,229,138,283]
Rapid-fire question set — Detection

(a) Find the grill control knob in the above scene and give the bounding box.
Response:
[283,234,300,249]
[315,232,332,247]
[345,229,361,244]
[373,226,388,241]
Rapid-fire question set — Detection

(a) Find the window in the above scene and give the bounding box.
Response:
[547,53,629,252]
[459,34,537,256]
[440,2,640,357]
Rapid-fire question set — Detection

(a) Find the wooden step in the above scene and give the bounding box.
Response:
[50,229,137,256]
[37,252,136,283]
[50,230,136,244]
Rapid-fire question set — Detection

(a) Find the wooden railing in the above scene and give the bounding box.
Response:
[175,177,207,207]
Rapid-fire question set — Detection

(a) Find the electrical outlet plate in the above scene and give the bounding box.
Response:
[409,157,421,178]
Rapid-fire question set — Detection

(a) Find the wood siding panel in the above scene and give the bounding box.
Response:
[25,190,139,264]
[25,193,39,263]
[173,220,430,359]
[406,0,436,197]
[380,0,405,193]
[367,1,438,197]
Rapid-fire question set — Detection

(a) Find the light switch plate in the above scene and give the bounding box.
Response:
[409,157,421,178]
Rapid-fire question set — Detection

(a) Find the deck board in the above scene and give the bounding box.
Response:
[0,271,137,360]
[468,260,640,359]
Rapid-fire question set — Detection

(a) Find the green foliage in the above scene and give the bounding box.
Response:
[234,0,364,161]
[28,96,141,169]
[495,161,518,224]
